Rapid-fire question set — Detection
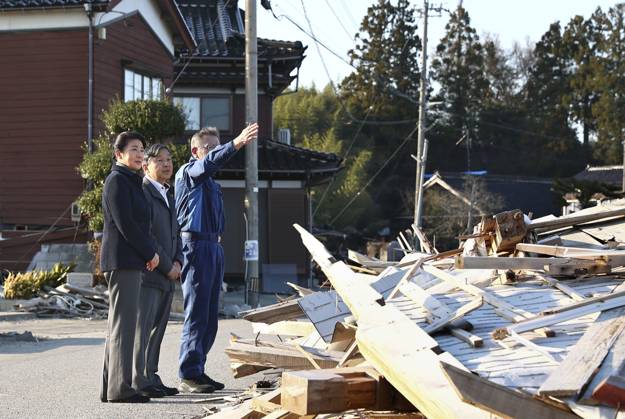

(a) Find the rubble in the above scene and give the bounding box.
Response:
[221,200,625,418]
[12,283,109,319]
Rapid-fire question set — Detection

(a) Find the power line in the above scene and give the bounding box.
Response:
[323,0,354,40]
[330,126,419,226]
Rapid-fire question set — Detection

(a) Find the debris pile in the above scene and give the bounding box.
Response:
[13,282,108,319]
[220,200,625,418]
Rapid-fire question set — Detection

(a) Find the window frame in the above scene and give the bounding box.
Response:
[123,68,164,101]
[173,94,233,134]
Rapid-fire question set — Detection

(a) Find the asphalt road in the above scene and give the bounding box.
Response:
[0,317,263,419]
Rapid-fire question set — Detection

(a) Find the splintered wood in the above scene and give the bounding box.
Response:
[221,202,625,419]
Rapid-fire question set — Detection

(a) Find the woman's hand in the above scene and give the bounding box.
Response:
[146,253,160,271]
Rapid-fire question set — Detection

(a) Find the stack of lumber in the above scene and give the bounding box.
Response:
[222,202,625,418]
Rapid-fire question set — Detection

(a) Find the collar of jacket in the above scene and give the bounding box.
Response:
[111,163,143,185]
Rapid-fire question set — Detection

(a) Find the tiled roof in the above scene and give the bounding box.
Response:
[574,165,623,187]
[215,139,343,185]
[176,0,305,59]
[0,0,108,9]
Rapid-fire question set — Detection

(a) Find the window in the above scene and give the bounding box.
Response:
[173,96,231,132]
[124,69,163,101]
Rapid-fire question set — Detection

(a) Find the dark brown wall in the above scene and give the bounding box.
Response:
[93,13,174,132]
[0,14,174,228]
[0,30,88,227]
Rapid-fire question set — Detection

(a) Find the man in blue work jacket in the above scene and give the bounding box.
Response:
[175,123,258,393]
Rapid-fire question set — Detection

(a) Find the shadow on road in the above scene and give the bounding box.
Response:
[0,336,104,354]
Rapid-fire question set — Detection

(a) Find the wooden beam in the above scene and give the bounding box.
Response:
[225,341,341,371]
[533,273,586,302]
[424,298,484,334]
[251,388,282,415]
[241,299,303,324]
[441,362,579,419]
[516,243,606,256]
[456,255,612,275]
[528,207,625,233]
[230,362,271,378]
[280,369,378,415]
[294,224,489,419]
[538,306,625,397]
[500,293,625,336]
[449,328,484,348]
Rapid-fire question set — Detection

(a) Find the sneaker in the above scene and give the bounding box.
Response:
[179,377,215,394]
[157,383,179,396]
[201,374,225,391]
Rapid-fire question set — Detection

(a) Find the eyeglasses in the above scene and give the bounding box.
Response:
[200,143,219,152]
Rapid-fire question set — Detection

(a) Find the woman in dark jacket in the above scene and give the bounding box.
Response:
[100,131,160,403]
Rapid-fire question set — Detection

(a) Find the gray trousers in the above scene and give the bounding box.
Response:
[133,285,173,390]
[100,269,141,401]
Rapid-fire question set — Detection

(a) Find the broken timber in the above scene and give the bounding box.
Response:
[294,224,490,418]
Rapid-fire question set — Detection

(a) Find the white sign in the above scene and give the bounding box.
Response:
[244,240,259,261]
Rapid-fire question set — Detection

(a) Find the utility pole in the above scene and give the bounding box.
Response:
[245,0,259,307]
[414,0,429,229]
[622,140,625,193]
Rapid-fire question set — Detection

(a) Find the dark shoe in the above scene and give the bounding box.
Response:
[201,374,225,390]
[100,397,107,403]
[179,377,215,394]
[138,385,166,398]
[108,393,150,403]
[157,384,179,396]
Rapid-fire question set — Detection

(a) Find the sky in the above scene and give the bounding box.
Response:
[245,0,621,89]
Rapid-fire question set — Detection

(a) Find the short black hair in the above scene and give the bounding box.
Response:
[113,131,146,152]
[144,143,170,162]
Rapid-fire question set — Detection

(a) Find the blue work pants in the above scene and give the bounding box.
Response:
[178,237,224,379]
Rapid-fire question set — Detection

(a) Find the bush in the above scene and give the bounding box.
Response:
[3,263,76,300]
[101,99,186,143]
[77,99,187,232]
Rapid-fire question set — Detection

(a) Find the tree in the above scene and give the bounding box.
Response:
[591,4,625,163]
[562,14,600,147]
[431,5,489,140]
[338,0,422,229]
[77,99,186,231]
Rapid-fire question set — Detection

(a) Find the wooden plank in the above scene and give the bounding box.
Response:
[251,388,282,414]
[449,328,484,348]
[397,281,452,321]
[230,362,271,379]
[533,273,586,302]
[529,207,625,232]
[424,298,484,334]
[456,256,612,275]
[225,341,341,371]
[252,321,316,337]
[502,294,625,336]
[578,283,625,405]
[538,307,625,397]
[294,224,489,419]
[516,243,606,256]
[241,299,303,324]
[441,362,579,419]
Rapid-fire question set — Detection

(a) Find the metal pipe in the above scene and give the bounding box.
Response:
[85,2,94,153]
